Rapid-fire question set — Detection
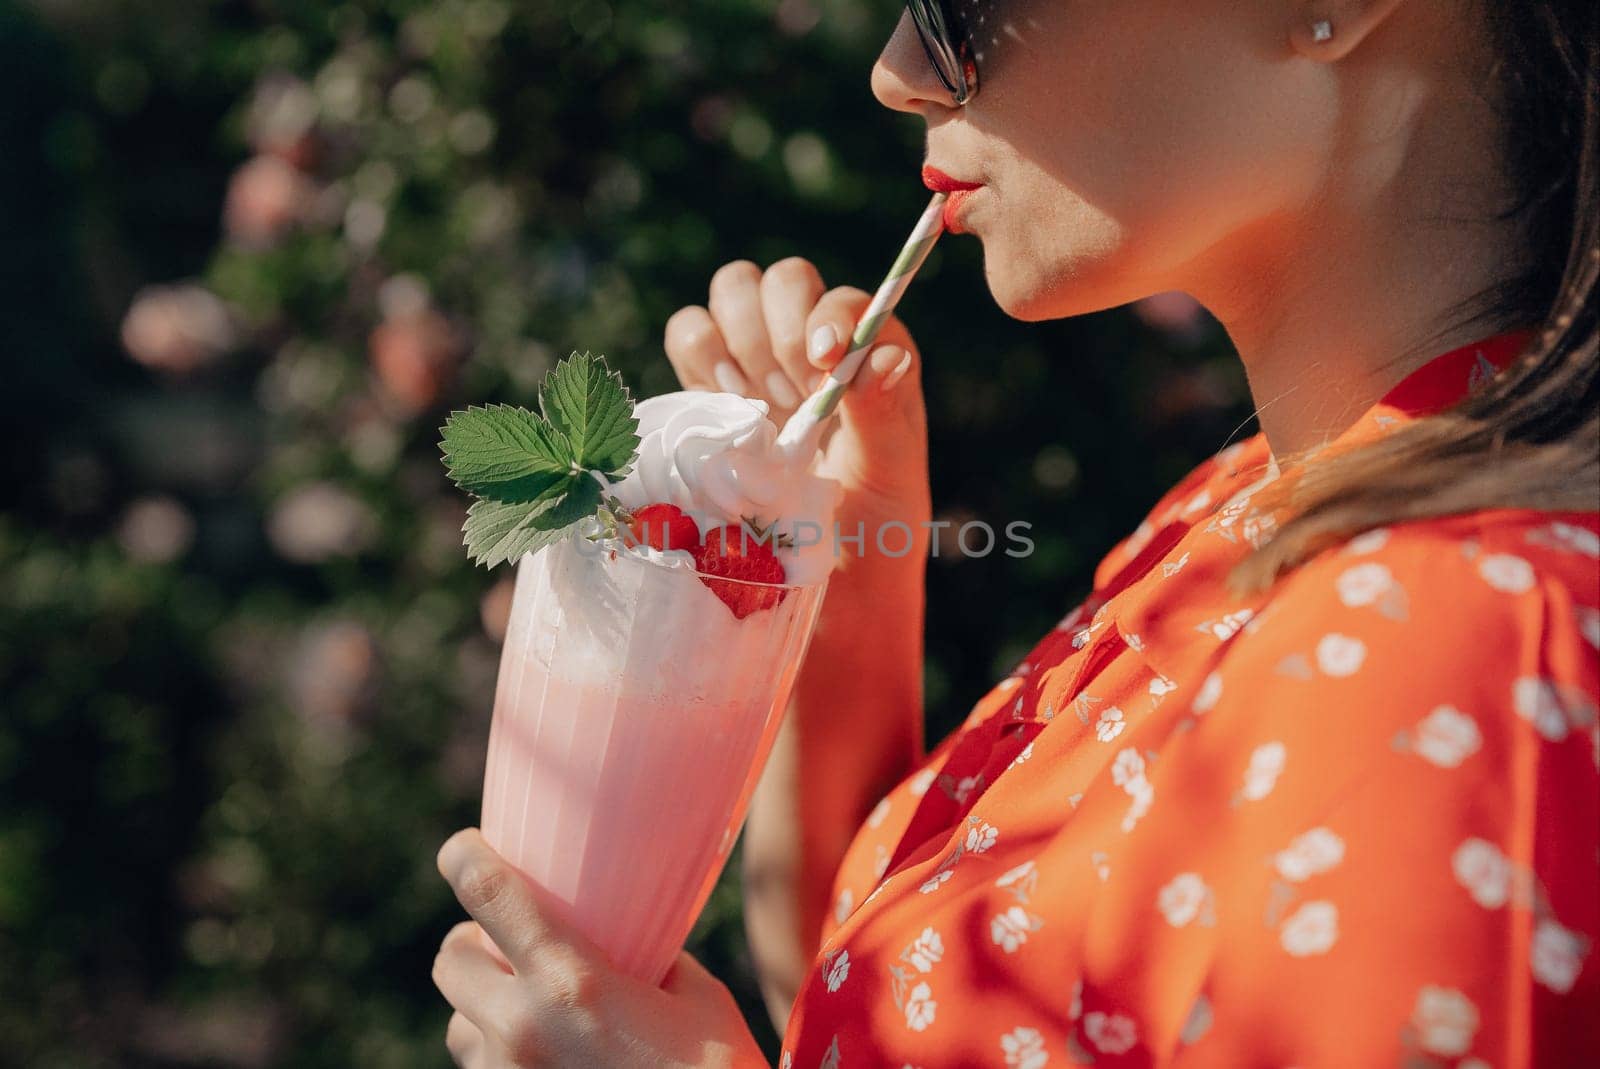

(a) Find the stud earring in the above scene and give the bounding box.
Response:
[1311,19,1333,43]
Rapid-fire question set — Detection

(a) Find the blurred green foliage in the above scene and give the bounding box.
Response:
[1,0,1250,1064]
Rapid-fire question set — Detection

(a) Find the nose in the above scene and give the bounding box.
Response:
[870,9,957,116]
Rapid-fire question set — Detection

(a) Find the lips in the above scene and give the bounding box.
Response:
[921,165,984,193]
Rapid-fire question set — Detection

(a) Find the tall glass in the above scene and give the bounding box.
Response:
[480,531,828,986]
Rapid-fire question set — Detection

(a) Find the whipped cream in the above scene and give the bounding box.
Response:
[603,391,842,586]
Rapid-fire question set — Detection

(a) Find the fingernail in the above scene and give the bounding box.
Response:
[808,324,837,364]
[437,828,478,879]
[713,361,751,394]
[765,370,800,408]
[869,345,902,377]
[881,351,913,393]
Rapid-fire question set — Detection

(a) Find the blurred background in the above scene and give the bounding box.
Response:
[0,0,1254,1064]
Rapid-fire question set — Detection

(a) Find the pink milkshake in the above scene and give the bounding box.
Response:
[479,390,839,985]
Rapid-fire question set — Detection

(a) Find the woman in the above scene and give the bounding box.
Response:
[431,1,1599,1064]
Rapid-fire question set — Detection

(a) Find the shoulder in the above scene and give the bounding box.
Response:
[1142,510,1600,1065]
[1202,508,1598,759]
[1254,507,1600,652]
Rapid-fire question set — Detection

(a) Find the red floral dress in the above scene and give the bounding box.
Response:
[778,330,1599,1068]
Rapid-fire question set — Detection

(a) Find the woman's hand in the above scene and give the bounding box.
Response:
[432,828,769,1068]
[663,257,933,586]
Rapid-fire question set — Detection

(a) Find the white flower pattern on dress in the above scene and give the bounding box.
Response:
[1111,748,1145,786]
[1577,605,1600,651]
[1314,632,1367,677]
[966,821,999,854]
[1280,901,1340,956]
[824,948,851,993]
[1336,562,1393,606]
[1514,677,1571,741]
[866,796,891,828]
[904,982,936,1031]
[1193,671,1223,713]
[1274,828,1346,882]
[1531,920,1587,994]
[1478,552,1536,594]
[990,905,1044,953]
[1095,708,1126,742]
[1082,1011,1138,1055]
[1411,705,1482,767]
[1000,1026,1049,1069]
[1527,520,1600,559]
[942,773,983,805]
[1157,872,1212,927]
[1411,986,1479,1057]
[1240,742,1287,801]
[1512,676,1598,742]
[998,857,1036,896]
[1110,748,1157,831]
[1451,838,1512,909]
[907,927,943,973]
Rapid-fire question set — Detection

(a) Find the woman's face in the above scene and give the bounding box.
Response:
[872,0,1336,321]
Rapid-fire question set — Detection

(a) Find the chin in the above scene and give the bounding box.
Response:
[982,252,1126,323]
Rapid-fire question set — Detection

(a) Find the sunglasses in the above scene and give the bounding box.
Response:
[906,0,980,105]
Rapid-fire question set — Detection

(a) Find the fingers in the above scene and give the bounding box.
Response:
[804,287,921,401]
[708,260,792,408]
[803,286,865,374]
[446,1011,485,1067]
[760,257,826,402]
[433,921,516,1027]
[663,305,731,392]
[432,908,609,1068]
[666,259,920,421]
[437,828,589,977]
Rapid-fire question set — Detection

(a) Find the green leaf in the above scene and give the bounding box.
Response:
[461,477,602,568]
[540,351,639,478]
[440,404,572,502]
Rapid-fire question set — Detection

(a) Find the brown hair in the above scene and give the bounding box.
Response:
[1229,2,1600,595]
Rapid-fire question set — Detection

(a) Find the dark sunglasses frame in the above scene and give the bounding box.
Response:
[906,0,979,105]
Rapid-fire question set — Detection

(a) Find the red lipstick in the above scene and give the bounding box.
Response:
[922,166,985,232]
[921,165,983,192]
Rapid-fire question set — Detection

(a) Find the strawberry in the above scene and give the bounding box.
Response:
[694,524,789,619]
[624,502,702,552]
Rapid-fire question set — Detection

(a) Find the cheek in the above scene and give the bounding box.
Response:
[971,24,1328,314]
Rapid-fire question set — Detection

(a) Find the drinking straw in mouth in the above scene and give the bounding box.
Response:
[775,191,947,459]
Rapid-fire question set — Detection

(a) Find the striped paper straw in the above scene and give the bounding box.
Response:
[775,190,948,459]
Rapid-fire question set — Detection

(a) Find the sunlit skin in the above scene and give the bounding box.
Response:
[434,3,1537,1064]
[877,0,1528,461]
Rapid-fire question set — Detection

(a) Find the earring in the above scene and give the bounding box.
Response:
[1310,19,1333,43]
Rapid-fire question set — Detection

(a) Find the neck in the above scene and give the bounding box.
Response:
[1185,38,1528,461]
